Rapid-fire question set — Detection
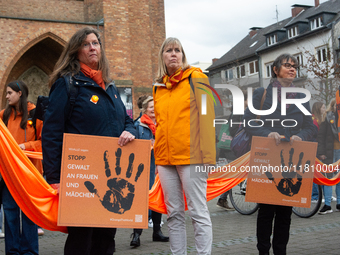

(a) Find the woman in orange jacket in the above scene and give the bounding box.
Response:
[0,80,43,255]
[153,37,216,255]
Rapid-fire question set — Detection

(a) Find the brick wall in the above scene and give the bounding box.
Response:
[0,0,165,118]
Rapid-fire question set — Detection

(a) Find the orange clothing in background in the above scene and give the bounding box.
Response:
[0,102,43,174]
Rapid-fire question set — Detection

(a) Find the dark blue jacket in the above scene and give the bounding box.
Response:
[136,122,156,189]
[244,84,317,141]
[42,72,136,184]
[317,111,338,164]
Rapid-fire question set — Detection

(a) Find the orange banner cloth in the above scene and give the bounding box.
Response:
[0,119,67,233]
[1,117,340,230]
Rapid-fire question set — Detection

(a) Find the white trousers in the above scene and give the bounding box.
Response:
[158,165,212,255]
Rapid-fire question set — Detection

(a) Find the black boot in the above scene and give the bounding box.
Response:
[152,229,169,242]
[130,232,141,247]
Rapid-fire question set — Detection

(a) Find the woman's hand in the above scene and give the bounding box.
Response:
[268,132,281,146]
[290,135,302,145]
[18,143,25,150]
[50,183,60,194]
[118,131,135,146]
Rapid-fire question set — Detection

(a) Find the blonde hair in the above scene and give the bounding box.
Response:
[142,96,153,114]
[156,37,190,82]
[49,27,110,87]
[312,101,325,123]
[326,98,336,113]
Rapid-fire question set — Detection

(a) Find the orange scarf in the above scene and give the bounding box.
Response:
[162,68,183,89]
[141,114,156,136]
[80,62,105,89]
[336,89,340,141]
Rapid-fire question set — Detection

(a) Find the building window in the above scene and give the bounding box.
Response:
[310,17,323,30]
[294,54,303,78]
[267,34,277,46]
[288,26,298,38]
[249,60,259,75]
[316,46,330,62]
[237,65,246,78]
[226,68,233,81]
[266,63,273,78]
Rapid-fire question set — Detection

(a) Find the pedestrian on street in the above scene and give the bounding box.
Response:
[317,98,340,214]
[42,27,136,255]
[311,101,325,202]
[0,80,43,255]
[129,96,169,247]
[243,53,317,255]
[153,37,216,255]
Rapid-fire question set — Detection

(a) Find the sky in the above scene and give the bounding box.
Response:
[164,0,327,64]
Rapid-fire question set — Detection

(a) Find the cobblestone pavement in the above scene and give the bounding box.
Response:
[0,198,339,254]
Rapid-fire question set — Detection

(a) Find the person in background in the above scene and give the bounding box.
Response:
[0,80,43,255]
[134,94,149,126]
[42,27,136,255]
[153,37,216,255]
[130,96,169,247]
[317,98,340,214]
[216,91,248,211]
[312,102,326,129]
[243,54,316,255]
[311,101,325,202]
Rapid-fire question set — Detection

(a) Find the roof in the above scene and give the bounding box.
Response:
[207,17,292,71]
[286,0,340,27]
[208,0,340,72]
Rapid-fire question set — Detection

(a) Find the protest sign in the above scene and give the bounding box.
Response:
[58,133,151,228]
[245,136,317,207]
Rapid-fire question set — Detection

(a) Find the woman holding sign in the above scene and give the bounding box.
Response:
[42,27,136,255]
[153,37,216,254]
[243,54,316,255]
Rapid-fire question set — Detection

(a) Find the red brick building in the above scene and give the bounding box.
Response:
[0,0,165,118]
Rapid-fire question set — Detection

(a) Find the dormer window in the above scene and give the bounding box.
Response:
[288,26,298,38]
[310,16,323,30]
[267,34,277,46]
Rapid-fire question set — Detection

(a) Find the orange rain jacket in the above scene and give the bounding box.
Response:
[153,67,216,165]
[0,102,43,174]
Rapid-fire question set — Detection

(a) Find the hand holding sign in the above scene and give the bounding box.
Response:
[265,148,311,197]
[84,148,144,214]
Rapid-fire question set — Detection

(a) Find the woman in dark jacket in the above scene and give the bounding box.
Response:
[317,98,340,214]
[42,27,136,255]
[244,54,316,255]
[130,96,169,247]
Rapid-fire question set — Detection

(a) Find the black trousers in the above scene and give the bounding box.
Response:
[134,210,162,235]
[64,227,116,255]
[256,204,292,255]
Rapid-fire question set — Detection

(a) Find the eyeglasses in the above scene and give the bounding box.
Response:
[82,41,100,49]
[282,62,299,70]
